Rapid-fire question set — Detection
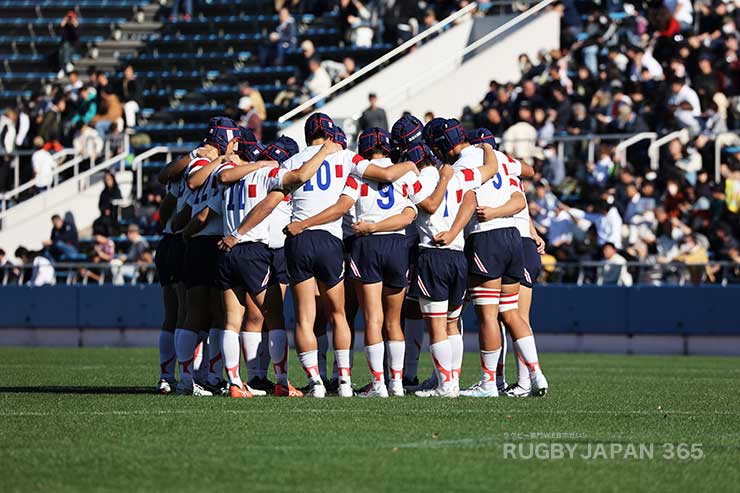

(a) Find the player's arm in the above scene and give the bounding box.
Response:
[434,190,477,246]
[171,204,192,232]
[531,217,546,254]
[182,207,211,240]
[353,206,416,235]
[520,160,535,178]
[478,143,499,183]
[158,193,177,228]
[285,195,354,236]
[476,190,526,221]
[361,160,419,182]
[416,165,453,214]
[158,154,190,185]
[218,159,277,184]
[281,141,343,187]
[219,191,285,251]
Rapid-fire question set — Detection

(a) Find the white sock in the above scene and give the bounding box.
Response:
[514,346,530,389]
[386,340,404,383]
[514,335,543,377]
[480,349,501,388]
[365,342,385,388]
[317,333,328,380]
[429,340,453,388]
[175,329,199,385]
[404,318,425,381]
[447,334,463,388]
[257,331,270,379]
[193,331,208,372]
[158,330,176,380]
[241,332,262,383]
[496,324,507,390]
[298,350,322,384]
[334,349,352,385]
[222,330,243,387]
[269,329,289,386]
[207,328,224,385]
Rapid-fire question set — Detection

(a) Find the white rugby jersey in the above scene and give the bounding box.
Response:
[509,176,532,239]
[211,164,288,244]
[267,197,291,249]
[341,158,417,235]
[167,152,209,233]
[411,166,482,251]
[281,145,371,240]
[452,145,519,234]
[190,162,228,237]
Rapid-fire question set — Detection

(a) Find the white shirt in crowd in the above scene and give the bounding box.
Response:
[32,148,56,188]
[29,256,56,286]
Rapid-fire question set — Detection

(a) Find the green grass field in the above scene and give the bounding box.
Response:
[1,348,739,492]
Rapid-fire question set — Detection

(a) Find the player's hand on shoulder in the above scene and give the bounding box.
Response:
[439,164,454,181]
[433,231,455,246]
[197,147,218,161]
[404,161,420,176]
[284,221,306,237]
[322,141,342,154]
[352,221,376,236]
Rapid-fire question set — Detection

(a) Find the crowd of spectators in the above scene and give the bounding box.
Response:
[448,0,740,283]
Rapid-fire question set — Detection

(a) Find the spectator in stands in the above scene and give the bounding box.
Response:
[118,64,142,129]
[59,11,79,74]
[540,145,565,188]
[170,0,193,22]
[91,87,123,136]
[73,123,104,162]
[303,57,332,101]
[71,86,97,127]
[502,102,538,162]
[288,40,318,87]
[259,7,297,67]
[99,171,122,218]
[238,82,267,121]
[667,76,701,134]
[238,97,263,142]
[0,108,17,192]
[601,242,633,286]
[37,96,66,151]
[31,137,56,194]
[15,247,55,286]
[339,0,373,47]
[43,214,79,260]
[358,93,388,131]
[79,232,115,284]
[119,224,149,263]
[65,70,83,105]
[322,56,356,85]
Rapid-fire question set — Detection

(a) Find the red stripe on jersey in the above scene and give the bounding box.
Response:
[506,153,517,163]
[335,164,343,178]
[413,181,422,194]
[502,162,509,175]
[461,168,475,181]
[509,178,518,187]
[248,184,257,198]
[456,189,463,203]
[191,158,210,169]
[282,195,290,202]
[352,153,364,165]
[268,166,280,178]
[360,184,369,197]
[346,176,358,189]
[402,184,408,197]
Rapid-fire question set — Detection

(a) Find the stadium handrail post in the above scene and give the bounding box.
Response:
[278,1,480,123]
[648,129,688,171]
[615,132,656,168]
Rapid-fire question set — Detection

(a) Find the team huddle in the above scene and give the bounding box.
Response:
[154,111,549,399]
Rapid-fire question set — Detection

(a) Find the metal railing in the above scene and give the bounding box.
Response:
[648,129,688,171]
[278,1,480,123]
[131,145,193,200]
[2,261,737,287]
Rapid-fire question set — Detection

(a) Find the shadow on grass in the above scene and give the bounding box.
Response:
[0,386,156,395]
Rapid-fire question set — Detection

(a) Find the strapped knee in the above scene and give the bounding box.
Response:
[447,304,463,324]
[419,298,448,318]
[469,287,500,306]
[499,291,519,312]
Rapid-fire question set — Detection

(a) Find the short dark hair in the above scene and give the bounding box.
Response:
[0,248,5,257]
[15,246,29,258]
[603,242,617,250]
[51,214,61,221]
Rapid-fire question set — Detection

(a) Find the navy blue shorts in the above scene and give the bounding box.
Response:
[346,234,409,288]
[184,235,221,289]
[285,230,344,287]
[343,234,357,259]
[409,248,467,307]
[217,242,274,294]
[155,233,180,286]
[464,227,523,284]
[270,247,288,285]
[521,237,541,288]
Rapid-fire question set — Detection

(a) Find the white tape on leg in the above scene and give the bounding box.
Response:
[499,291,519,312]
[419,298,448,318]
[469,287,500,306]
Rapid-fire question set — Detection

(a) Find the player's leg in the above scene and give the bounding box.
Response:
[292,278,324,396]
[382,285,406,396]
[203,287,226,393]
[402,299,425,389]
[496,321,508,393]
[446,304,463,394]
[313,288,329,382]
[222,287,251,398]
[241,292,268,396]
[318,279,353,397]
[501,283,548,396]
[176,285,213,396]
[356,281,388,397]
[157,285,178,394]
[416,297,455,397]
[461,275,502,397]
